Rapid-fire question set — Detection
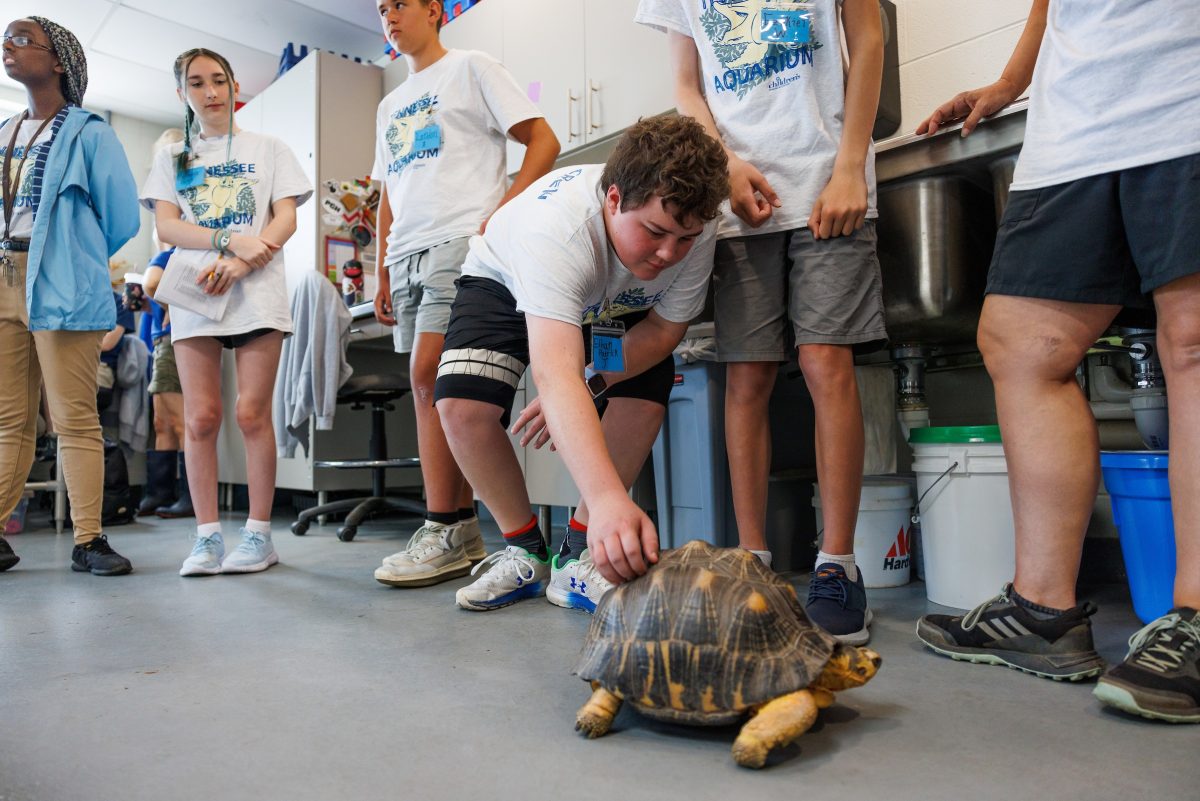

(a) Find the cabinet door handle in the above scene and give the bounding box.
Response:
[567,89,580,143]
[588,80,601,131]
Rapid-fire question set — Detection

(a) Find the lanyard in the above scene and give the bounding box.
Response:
[1,108,62,243]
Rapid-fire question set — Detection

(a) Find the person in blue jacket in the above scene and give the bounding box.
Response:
[0,16,140,575]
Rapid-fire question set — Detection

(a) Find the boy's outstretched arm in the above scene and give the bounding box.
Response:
[526,314,660,584]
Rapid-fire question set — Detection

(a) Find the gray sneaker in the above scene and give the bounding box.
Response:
[917,584,1106,681]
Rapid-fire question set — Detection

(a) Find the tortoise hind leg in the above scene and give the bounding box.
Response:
[731,689,819,769]
[576,682,623,739]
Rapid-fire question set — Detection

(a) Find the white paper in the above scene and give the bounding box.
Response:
[152,249,232,322]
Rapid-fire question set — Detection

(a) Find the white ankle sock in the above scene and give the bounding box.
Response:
[749,549,773,568]
[197,522,222,539]
[245,518,271,536]
[816,550,858,582]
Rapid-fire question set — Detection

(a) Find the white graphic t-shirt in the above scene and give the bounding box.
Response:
[0,111,64,239]
[372,49,542,264]
[463,165,716,327]
[1011,0,1200,190]
[140,130,312,341]
[636,0,877,239]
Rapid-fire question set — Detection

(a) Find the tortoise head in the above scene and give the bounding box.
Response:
[813,644,882,691]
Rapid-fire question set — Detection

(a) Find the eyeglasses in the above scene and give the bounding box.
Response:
[2,35,54,53]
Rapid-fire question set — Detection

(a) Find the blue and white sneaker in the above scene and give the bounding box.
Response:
[220,528,278,574]
[455,545,549,611]
[180,533,224,577]
[806,562,873,645]
[547,549,613,613]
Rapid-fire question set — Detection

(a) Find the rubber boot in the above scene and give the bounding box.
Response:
[156,452,194,519]
[137,450,178,516]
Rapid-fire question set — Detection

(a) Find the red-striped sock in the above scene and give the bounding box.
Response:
[503,514,547,558]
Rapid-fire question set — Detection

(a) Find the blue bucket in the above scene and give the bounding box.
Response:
[1099,451,1175,624]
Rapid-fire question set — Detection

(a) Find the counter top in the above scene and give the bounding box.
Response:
[874,99,1027,183]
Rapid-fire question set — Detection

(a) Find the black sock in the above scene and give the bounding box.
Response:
[458,506,476,521]
[504,516,548,559]
[1011,588,1069,620]
[427,510,458,526]
[558,524,589,562]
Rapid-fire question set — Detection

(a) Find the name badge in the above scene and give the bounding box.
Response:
[175,165,207,192]
[760,7,812,45]
[591,321,626,373]
[414,124,442,152]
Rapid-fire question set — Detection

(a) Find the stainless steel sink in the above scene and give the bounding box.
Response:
[875,175,997,345]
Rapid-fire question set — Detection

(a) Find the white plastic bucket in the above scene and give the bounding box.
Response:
[911,426,1015,609]
[813,476,915,588]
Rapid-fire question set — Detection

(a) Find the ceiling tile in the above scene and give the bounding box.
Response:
[0,0,117,45]
[286,0,384,34]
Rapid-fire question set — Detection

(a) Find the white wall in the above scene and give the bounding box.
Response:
[108,112,172,272]
[893,0,1034,136]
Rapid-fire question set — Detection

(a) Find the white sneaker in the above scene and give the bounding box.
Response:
[180,533,224,577]
[457,516,487,561]
[547,549,613,614]
[220,528,278,573]
[375,520,474,587]
[381,518,485,566]
[455,545,550,611]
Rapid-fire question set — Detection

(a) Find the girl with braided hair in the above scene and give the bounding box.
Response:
[0,17,140,575]
[140,49,311,576]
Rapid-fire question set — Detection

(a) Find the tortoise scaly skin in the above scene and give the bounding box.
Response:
[573,540,881,768]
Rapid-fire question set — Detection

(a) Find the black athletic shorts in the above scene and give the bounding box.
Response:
[986,151,1200,317]
[433,276,674,427]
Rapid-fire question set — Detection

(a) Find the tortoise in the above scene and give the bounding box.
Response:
[572,540,881,768]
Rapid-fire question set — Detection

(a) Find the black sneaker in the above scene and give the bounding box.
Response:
[0,536,18,572]
[806,563,872,645]
[71,535,133,576]
[1094,607,1200,723]
[917,583,1106,681]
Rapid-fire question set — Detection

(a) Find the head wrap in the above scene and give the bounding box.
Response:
[27,16,88,106]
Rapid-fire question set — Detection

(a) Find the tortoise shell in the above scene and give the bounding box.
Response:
[573,540,839,725]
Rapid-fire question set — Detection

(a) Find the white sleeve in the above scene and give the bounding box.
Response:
[635,0,694,38]
[139,145,182,212]
[651,226,715,323]
[475,57,543,139]
[270,136,313,207]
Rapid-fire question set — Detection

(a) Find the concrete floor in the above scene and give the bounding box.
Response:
[1,511,1195,801]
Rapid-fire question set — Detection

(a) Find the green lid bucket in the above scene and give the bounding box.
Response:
[908,425,1002,444]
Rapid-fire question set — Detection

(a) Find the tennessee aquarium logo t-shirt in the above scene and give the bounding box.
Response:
[180,160,260,230]
[384,91,441,177]
[699,0,823,99]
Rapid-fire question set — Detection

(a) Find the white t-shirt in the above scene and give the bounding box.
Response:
[0,113,60,239]
[140,130,312,341]
[371,49,542,264]
[635,0,877,239]
[463,165,716,327]
[1011,0,1200,190]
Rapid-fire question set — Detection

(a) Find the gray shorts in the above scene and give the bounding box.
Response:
[388,237,471,354]
[713,221,887,361]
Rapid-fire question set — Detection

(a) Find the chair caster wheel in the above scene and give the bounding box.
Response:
[292,520,309,536]
[337,525,357,542]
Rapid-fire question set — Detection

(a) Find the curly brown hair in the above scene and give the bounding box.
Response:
[600,115,730,225]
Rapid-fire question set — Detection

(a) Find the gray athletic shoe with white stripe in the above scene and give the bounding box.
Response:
[917,583,1106,681]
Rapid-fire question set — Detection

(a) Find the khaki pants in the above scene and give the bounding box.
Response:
[0,251,105,544]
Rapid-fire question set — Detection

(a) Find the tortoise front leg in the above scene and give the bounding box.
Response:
[731,689,819,768]
[576,682,623,739]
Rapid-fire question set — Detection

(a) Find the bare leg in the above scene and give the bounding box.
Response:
[154,391,186,451]
[574,397,665,526]
[575,682,623,738]
[798,344,863,557]
[1153,275,1200,608]
[725,361,779,551]
[233,332,284,522]
[174,338,225,525]
[732,689,819,769]
[437,397,532,532]
[979,295,1119,608]
[411,332,472,513]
